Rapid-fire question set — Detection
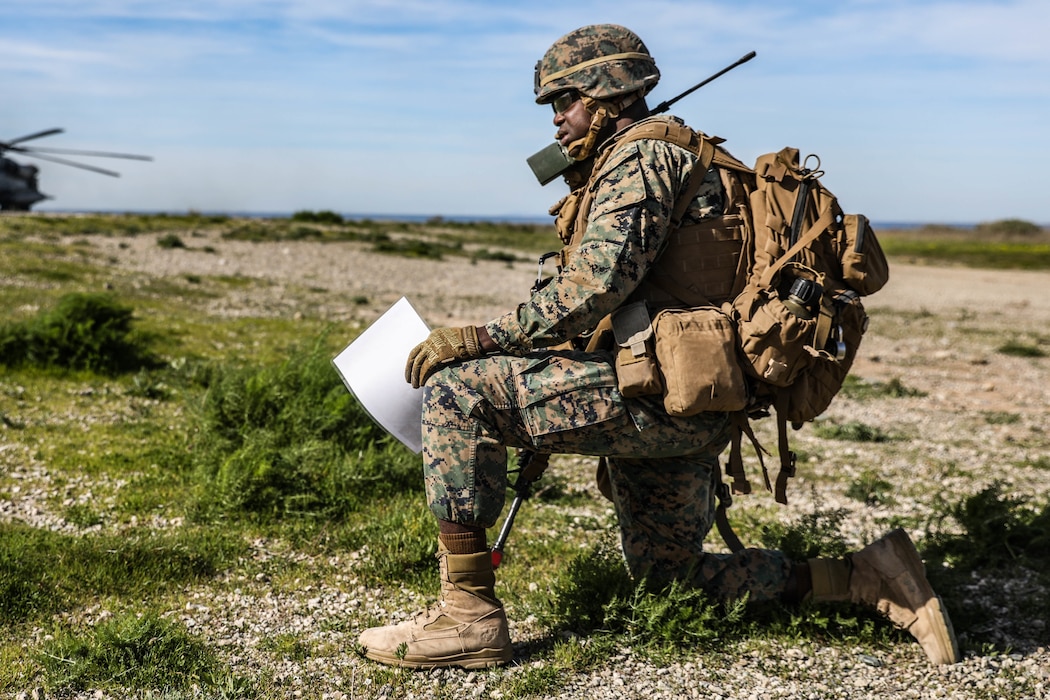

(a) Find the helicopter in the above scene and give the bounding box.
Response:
[1,128,152,211]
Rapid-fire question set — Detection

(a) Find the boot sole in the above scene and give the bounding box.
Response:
[883,529,961,664]
[365,646,512,670]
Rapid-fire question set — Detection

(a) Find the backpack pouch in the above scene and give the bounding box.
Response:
[653,306,747,416]
[779,291,869,423]
[839,214,889,296]
[733,284,819,388]
[611,301,663,398]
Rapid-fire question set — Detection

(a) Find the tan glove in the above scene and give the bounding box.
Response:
[406,326,483,388]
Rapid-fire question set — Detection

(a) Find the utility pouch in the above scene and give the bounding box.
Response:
[611,301,662,398]
[733,264,826,388]
[653,306,747,416]
[777,289,868,424]
[838,214,889,296]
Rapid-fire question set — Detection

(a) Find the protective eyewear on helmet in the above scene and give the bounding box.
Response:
[550,91,580,115]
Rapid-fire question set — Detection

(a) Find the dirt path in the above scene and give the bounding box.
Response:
[864,263,1050,323]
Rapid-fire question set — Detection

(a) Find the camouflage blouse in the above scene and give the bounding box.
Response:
[485,124,723,353]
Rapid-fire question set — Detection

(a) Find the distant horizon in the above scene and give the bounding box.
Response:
[22,208,1050,231]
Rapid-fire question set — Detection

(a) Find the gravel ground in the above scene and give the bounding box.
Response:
[4,226,1050,699]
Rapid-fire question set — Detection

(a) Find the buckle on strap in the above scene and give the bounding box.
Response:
[716,480,733,510]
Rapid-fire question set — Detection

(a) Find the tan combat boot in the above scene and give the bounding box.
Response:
[357,547,512,669]
[808,528,960,664]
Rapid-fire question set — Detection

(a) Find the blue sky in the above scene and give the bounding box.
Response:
[3,0,1047,224]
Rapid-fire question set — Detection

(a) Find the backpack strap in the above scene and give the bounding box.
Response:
[631,122,721,308]
[612,118,720,231]
[757,201,838,288]
[715,410,778,553]
[773,392,797,505]
[713,467,744,553]
[581,118,724,311]
[726,410,770,496]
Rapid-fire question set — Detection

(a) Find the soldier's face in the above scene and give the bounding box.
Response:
[554,96,591,148]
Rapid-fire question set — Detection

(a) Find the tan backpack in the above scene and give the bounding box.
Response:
[723,147,890,511]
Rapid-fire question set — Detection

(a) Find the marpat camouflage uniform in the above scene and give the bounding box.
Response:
[422,121,792,602]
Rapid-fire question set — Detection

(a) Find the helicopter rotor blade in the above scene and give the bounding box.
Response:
[17,151,122,177]
[15,146,152,161]
[6,128,65,147]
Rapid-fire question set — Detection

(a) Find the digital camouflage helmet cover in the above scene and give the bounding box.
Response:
[528,25,661,183]
[534,24,660,103]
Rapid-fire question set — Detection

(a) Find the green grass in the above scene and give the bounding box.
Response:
[0,523,245,626]
[877,220,1050,270]
[812,420,896,443]
[39,612,252,693]
[998,339,1048,358]
[0,292,161,374]
[0,212,230,239]
[839,375,927,400]
[844,470,897,506]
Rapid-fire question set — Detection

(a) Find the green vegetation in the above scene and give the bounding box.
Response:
[0,213,1047,696]
[877,219,1050,269]
[759,506,851,561]
[0,292,160,374]
[975,218,1043,237]
[156,232,187,249]
[0,211,557,260]
[997,338,1047,358]
[926,481,1050,570]
[190,339,421,521]
[923,483,1050,643]
[39,613,245,692]
[812,420,896,443]
[291,209,345,225]
[839,375,927,400]
[0,524,244,625]
[845,470,897,507]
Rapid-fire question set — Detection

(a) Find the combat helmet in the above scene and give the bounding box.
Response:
[534,25,659,162]
[534,24,660,105]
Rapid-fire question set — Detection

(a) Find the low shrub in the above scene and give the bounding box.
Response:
[0,292,159,374]
[291,209,345,225]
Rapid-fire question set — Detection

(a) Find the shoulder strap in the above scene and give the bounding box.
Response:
[569,118,723,308]
[610,119,723,307]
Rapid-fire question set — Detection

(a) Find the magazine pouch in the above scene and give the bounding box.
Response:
[611,301,663,398]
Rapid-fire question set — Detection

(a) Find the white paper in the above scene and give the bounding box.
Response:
[332,297,430,453]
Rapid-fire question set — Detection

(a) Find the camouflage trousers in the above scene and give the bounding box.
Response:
[422,349,792,602]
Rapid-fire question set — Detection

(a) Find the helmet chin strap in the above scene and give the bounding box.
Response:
[566,91,643,161]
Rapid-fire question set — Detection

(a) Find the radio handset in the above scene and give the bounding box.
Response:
[526,142,576,186]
